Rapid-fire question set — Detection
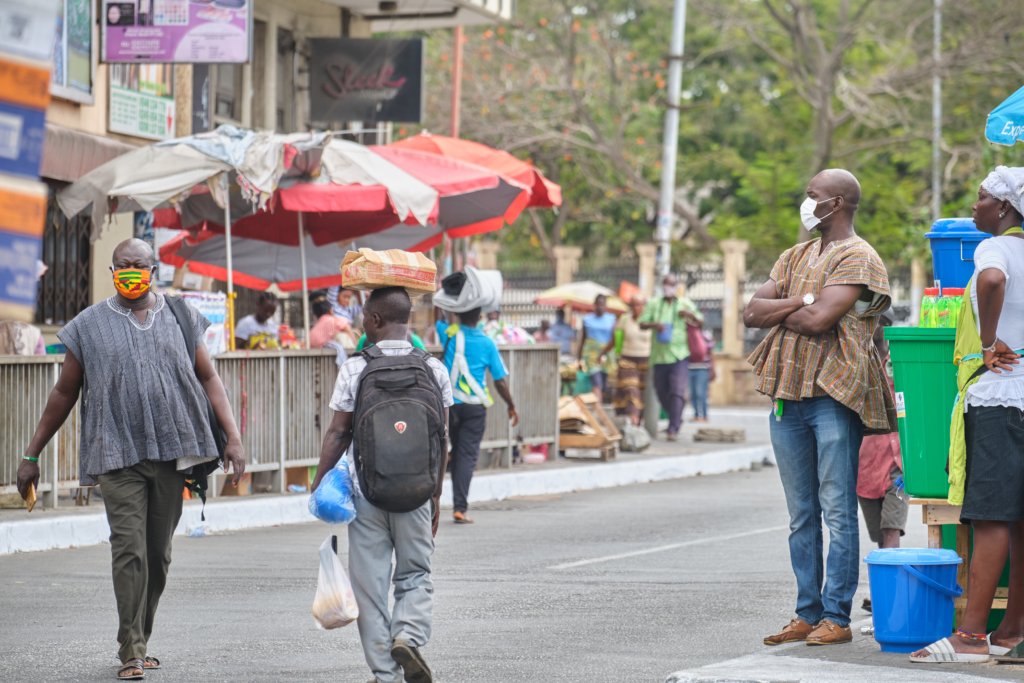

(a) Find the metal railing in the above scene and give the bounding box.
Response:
[0,344,561,503]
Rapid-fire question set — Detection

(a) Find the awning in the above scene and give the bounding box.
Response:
[40,124,139,183]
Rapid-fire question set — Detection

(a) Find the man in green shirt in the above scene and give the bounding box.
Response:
[639,274,705,440]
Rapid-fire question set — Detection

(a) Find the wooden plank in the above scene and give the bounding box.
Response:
[955,524,971,626]
[559,434,610,449]
[927,525,943,549]
[909,498,951,505]
[956,598,1007,610]
[925,505,963,526]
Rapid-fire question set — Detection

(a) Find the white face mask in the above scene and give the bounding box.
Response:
[800,196,838,232]
[663,284,676,298]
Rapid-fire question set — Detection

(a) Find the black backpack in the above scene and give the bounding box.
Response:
[352,345,447,513]
[167,296,228,517]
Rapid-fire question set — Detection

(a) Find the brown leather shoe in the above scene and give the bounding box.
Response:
[764,618,815,646]
[806,619,852,645]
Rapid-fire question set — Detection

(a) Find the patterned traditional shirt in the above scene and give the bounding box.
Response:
[747,236,896,434]
[57,295,218,485]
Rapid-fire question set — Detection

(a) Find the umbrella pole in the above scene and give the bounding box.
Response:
[224,173,236,351]
[298,211,311,349]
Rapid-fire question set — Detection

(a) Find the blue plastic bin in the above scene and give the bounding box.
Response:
[865,548,963,653]
[924,218,991,289]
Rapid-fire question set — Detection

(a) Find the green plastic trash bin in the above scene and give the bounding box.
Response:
[884,327,957,499]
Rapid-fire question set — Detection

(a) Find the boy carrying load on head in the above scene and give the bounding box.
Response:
[312,286,453,683]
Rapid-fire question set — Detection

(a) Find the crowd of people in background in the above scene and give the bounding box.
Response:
[203,275,720,436]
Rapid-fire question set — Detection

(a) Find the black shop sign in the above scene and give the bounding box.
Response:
[309,38,424,123]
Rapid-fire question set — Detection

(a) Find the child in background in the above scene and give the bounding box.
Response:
[857,312,908,612]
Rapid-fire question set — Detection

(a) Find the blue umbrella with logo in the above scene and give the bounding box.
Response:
[986,85,1024,146]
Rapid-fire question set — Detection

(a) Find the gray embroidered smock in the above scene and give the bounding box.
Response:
[58,295,218,485]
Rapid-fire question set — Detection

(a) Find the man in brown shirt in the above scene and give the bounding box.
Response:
[744,169,895,647]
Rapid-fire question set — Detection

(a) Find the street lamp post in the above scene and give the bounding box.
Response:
[655,0,687,279]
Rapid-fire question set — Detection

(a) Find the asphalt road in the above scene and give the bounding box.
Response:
[2,467,1023,682]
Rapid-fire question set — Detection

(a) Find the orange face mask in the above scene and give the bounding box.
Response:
[112,268,152,299]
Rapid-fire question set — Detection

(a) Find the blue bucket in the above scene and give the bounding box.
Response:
[656,323,674,344]
[865,548,963,653]
[924,218,991,289]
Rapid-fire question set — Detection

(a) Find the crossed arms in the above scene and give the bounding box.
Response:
[743,280,872,335]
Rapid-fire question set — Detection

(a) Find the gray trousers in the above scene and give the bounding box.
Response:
[348,496,434,683]
[96,460,186,664]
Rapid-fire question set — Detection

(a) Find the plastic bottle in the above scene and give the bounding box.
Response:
[919,288,940,327]
[935,293,953,328]
[942,288,965,328]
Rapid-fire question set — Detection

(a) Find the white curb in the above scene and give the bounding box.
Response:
[0,444,772,555]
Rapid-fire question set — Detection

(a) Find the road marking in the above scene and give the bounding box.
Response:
[549,525,788,570]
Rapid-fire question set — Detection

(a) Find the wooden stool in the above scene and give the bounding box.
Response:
[910,498,1007,625]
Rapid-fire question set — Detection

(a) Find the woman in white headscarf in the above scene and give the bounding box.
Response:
[912,166,1024,664]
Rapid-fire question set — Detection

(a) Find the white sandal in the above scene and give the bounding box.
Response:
[910,637,990,664]
[988,633,1012,657]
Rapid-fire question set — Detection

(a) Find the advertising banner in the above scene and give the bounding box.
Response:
[0,176,47,321]
[109,63,175,140]
[102,0,251,64]
[309,38,424,124]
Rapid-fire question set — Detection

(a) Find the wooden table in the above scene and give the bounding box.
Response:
[910,498,1008,623]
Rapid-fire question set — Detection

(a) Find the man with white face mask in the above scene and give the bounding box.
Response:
[638,274,704,440]
[743,169,895,647]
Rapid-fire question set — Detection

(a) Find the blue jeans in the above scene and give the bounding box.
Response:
[689,367,709,419]
[770,396,863,627]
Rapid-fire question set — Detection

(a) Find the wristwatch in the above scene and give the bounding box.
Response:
[802,293,815,306]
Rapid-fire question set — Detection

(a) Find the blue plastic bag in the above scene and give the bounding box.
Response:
[656,323,674,344]
[308,457,357,524]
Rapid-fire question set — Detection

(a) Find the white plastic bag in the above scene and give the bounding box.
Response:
[312,535,359,629]
[621,423,652,452]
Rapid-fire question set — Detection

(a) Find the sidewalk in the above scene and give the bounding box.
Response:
[667,617,1024,682]
[0,406,773,555]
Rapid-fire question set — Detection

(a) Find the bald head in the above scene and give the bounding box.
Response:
[112,238,155,269]
[808,169,861,210]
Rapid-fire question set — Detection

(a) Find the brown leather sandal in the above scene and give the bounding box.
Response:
[117,659,145,680]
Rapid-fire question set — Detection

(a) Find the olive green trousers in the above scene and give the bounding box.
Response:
[97,460,186,664]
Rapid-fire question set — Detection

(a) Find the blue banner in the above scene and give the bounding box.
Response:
[986,85,1024,147]
[0,228,41,312]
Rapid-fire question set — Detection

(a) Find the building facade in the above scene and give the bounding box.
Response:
[38,0,511,338]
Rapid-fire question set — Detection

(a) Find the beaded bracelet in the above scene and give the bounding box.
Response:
[22,456,38,462]
[955,628,986,642]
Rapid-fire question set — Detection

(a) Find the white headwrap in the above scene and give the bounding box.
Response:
[433,266,503,313]
[980,166,1024,217]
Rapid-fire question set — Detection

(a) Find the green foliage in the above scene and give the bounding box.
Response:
[403,0,1024,273]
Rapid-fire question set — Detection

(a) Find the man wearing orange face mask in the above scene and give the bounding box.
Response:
[16,238,246,680]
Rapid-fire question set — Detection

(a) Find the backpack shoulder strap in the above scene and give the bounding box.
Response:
[361,344,385,360]
[166,295,197,369]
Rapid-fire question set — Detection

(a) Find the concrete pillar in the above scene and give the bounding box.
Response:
[910,257,925,325]
[720,239,748,357]
[174,64,192,137]
[636,243,657,298]
[476,241,500,270]
[264,14,278,131]
[553,246,582,286]
[241,62,253,128]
